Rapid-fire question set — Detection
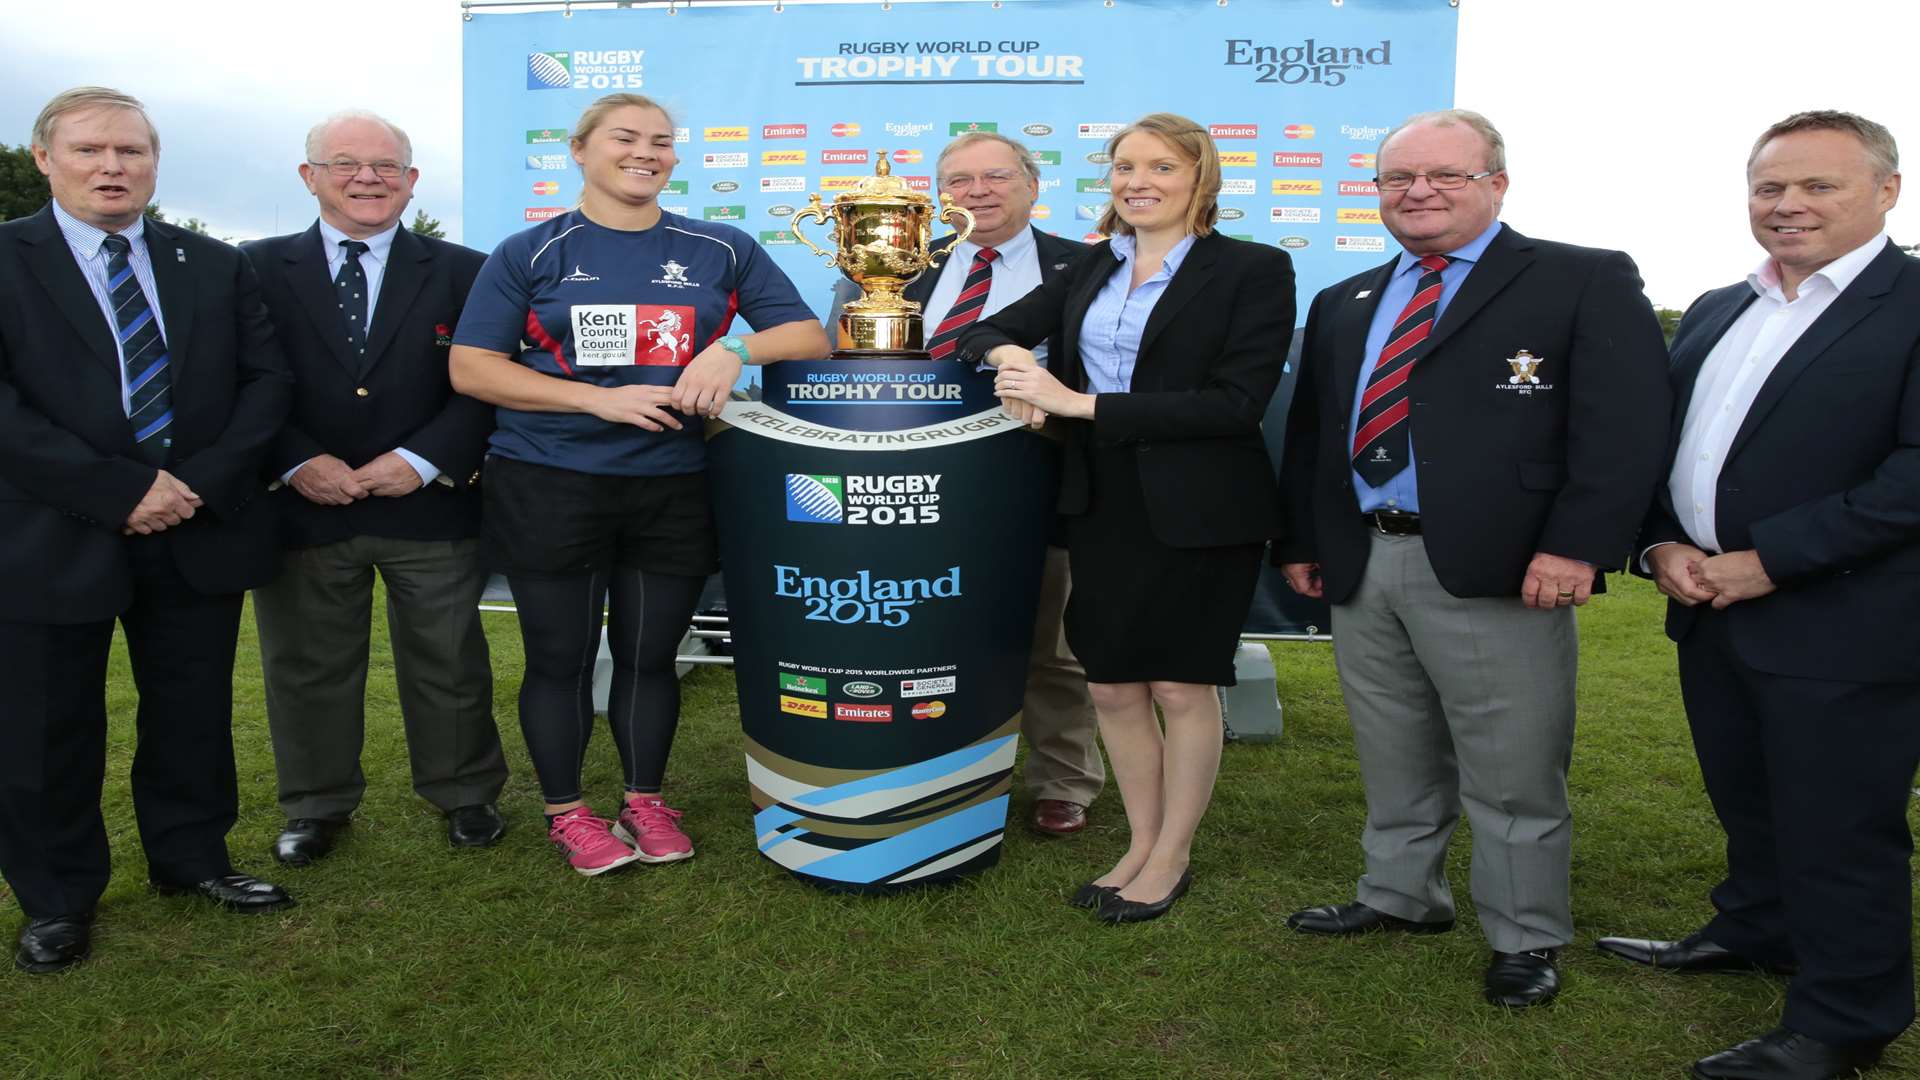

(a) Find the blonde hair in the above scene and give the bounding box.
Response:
[32,86,158,154]
[1096,112,1219,238]
[1382,108,1507,172]
[570,93,675,147]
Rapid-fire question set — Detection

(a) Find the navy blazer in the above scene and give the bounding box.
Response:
[0,205,291,623]
[1638,241,1920,683]
[243,223,491,548]
[959,230,1296,548]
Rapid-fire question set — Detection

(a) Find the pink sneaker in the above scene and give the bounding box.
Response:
[615,795,695,863]
[547,806,641,876]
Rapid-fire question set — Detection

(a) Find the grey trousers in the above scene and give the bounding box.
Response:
[1020,545,1105,806]
[254,535,507,821]
[1331,531,1577,953]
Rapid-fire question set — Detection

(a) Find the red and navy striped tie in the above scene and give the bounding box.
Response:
[103,234,172,464]
[924,246,998,360]
[1351,254,1450,487]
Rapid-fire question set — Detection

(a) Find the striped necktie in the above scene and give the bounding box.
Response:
[336,239,371,358]
[1352,254,1451,487]
[102,234,172,464]
[925,246,998,360]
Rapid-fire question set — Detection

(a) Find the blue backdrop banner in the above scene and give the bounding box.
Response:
[460,0,1460,318]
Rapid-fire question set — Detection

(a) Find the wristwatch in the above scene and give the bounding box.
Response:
[717,334,751,363]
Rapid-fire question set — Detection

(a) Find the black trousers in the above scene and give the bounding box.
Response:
[0,536,243,919]
[1681,608,1920,1048]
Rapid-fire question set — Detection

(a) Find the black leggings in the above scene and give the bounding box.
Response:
[508,566,705,804]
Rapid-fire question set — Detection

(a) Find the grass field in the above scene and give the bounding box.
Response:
[1,575,1913,1079]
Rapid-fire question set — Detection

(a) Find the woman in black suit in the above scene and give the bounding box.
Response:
[960,113,1294,922]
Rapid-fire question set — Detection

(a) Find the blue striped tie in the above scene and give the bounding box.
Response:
[102,234,172,463]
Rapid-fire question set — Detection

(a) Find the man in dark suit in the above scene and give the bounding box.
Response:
[829,132,1098,837]
[244,111,506,867]
[1597,111,1919,1080]
[1276,109,1670,1007]
[0,87,296,974]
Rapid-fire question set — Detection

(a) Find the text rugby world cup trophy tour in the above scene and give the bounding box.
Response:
[706,157,1059,892]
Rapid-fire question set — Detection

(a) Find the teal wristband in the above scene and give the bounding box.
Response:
[718,334,751,364]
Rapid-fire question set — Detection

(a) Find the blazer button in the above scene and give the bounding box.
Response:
[355,387,370,397]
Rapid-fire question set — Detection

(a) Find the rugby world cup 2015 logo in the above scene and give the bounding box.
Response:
[786,474,844,524]
[528,52,572,90]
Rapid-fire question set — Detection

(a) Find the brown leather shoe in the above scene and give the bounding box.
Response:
[1031,799,1088,835]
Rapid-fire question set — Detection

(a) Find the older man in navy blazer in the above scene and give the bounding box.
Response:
[1598,110,1920,1080]
[0,87,295,974]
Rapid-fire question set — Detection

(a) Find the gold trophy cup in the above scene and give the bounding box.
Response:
[790,155,976,354]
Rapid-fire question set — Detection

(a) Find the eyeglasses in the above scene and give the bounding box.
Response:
[1373,169,1495,192]
[309,159,408,179]
[939,169,1021,191]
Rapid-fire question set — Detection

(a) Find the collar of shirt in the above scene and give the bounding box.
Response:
[1110,231,1198,279]
[319,218,400,270]
[1391,218,1502,280]
[1748,231,1887,302]
[52,200,148,261]
[952,222,1034,267]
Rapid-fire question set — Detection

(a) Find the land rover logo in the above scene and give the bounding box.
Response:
[712,181,739,193]
[1278,235,1311,249]
[1022,123,1053,137]
[769,204,795,216]
[1086,151,1112,165]
[1219,207,1245,221]
[844,681,883,699]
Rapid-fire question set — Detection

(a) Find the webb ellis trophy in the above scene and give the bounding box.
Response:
[790,155,975,356]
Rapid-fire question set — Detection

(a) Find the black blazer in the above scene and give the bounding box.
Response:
[1637,241,1920,684]
[827,224,1088,361]
[959,231,1296,548]
[0,205,292,624]
[1277,224,1671,602]
[242,224,491,548]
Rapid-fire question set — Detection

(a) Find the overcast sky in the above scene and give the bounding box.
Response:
[2,0,1911,307]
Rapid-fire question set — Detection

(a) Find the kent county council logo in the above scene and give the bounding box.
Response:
[527,52,571,90]
[786,474,844,524]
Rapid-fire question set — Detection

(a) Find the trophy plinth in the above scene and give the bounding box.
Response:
[790,155,975,358]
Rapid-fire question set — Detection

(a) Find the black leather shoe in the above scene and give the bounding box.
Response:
[1069,881,1118,910]
[1286,900,1454,936]
[1597,929,1797,976]
[15,913,93,974]
[1097,869,1193,924]
[273,818,347,866]
[153,874,295,913]
[1692,1026,1882,1080]
[446,803,506,848]
[1484,948,1560,1007]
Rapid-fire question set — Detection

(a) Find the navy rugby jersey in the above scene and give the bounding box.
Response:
[455,210,813,476]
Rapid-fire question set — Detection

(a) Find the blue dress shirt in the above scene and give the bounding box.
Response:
[51,202,166,417]
[1079,232,1197,395]
[1348,219,1504,513]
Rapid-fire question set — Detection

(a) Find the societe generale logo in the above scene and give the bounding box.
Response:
[703,126,749,141]
[831,122,861,138]
[1339,180,1381,196]
[1208,124,1258,139]
[762,124,807,139]
[1284,124,1316,140]
[1272,152,1324,168]
[820,149,870,165]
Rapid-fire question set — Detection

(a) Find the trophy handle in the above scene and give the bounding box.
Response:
[928,194,977,270]
[788,195,838,267]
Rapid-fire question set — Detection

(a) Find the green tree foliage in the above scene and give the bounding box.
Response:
[0,144,51,221]
[410,209,446,239]
[1654,306,1684,344]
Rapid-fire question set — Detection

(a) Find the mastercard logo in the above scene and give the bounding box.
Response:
[1348,153,1377,169]
[892,148,923,164]
[831,122,861,138]
[531,180,559,196]
[1284,124,1316,139]
[1031,204,1051,220]
[911,700,947,720]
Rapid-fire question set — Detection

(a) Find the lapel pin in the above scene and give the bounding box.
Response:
[175,248,186,263]
[1355,289,1372,299]
[1053,262,1068,270]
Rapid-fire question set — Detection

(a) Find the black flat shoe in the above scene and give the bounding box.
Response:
[1484,948,1560,1007]
[1286,900,1454,936]
[153,874,296,913]
[1070,881,1118,910]
[1097,869,1193,924]
[1596,929,1797,975]
[1692,1026,1882,1080]
[273,818,347,866]
[446,803,506,848]
[15,913,93,974]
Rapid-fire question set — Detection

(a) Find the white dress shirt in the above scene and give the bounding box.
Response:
[51,201,167,416]
[1667,232,1888,553]
[924,225,1048,365]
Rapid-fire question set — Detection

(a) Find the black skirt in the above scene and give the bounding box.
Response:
[1062,441,1263,686]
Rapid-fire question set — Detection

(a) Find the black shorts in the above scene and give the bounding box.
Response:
[481,455,719,578]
